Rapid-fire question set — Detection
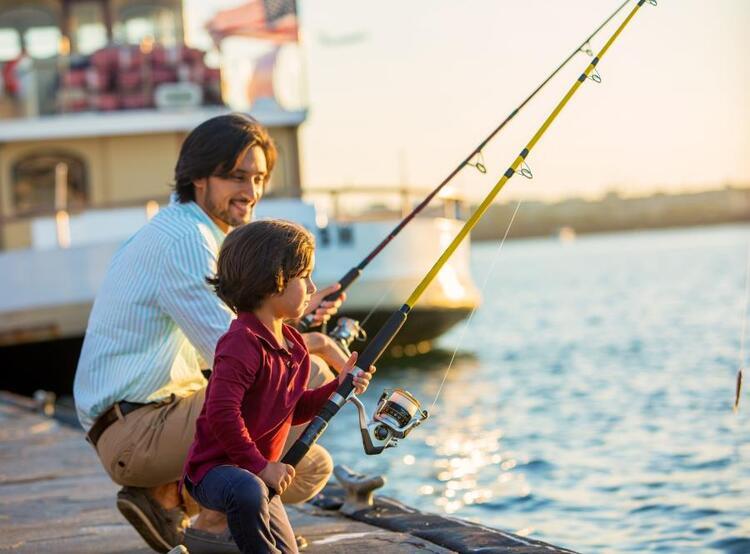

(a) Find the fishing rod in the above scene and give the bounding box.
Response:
[298,0,631,333]
[276,0,654,473]
[733,242,750,412]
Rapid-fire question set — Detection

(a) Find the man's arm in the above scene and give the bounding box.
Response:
[301,332,348,374]
[158,232,233,367]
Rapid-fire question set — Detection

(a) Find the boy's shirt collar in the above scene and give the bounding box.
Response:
[237,312,302,356]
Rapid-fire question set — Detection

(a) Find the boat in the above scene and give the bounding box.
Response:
[0,0,480,392]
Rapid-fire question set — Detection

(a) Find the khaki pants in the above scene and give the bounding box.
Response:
[95,355,336,505]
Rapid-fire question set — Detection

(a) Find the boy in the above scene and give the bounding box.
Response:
[183,220,372,553]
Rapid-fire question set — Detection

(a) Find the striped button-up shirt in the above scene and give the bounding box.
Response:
[74,199,232,431]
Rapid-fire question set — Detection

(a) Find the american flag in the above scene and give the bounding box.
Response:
[207,0,298,44]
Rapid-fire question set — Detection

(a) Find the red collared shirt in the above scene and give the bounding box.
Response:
[185,312,339,484]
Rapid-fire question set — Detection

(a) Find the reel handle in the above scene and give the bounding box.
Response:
[297,267,362,332]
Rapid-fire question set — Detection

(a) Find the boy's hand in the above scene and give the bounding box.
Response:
[305,283,346,326]
[337,351,375,395]
[258,462,296,494]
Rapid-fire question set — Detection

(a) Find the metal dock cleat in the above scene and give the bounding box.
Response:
[333,464,386,515]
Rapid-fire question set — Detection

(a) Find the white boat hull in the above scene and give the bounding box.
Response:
[0,199,480,348]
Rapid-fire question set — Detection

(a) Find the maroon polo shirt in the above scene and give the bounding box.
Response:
[185,312,339,484]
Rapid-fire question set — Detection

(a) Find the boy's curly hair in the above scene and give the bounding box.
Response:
[207,220,314,314]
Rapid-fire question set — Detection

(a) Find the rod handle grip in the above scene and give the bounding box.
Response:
[355,305,409,374]
[324,267,361,302]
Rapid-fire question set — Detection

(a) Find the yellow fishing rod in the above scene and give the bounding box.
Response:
[280,0,653,471]
[298,0,631,334]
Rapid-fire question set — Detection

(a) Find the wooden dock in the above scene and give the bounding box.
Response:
[0,393,576,553]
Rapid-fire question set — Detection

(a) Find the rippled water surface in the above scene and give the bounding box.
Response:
[319,224,750,553]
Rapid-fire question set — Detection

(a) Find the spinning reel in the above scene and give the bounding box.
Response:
[349,388,429,455]
[328,317,367,356]
[329,317,428,454]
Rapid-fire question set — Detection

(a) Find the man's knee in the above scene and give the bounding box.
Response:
[280,444,332,504]
[301,443,333,481]
[308,355,335,389]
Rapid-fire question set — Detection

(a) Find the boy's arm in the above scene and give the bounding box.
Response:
[291,379,340,425]
[205,353,268,474]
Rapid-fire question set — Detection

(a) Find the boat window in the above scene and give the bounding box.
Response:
[24,26,61,59]
[0,28,21,61]
[12,152,88,215]
[337,225,354,245]
[72,2,108,55]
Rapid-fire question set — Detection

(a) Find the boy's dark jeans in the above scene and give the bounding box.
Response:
[185,465,298,554]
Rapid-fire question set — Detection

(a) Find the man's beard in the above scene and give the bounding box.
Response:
[205,194,253,229]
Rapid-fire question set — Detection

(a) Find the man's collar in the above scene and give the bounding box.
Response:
[180,199,227,243]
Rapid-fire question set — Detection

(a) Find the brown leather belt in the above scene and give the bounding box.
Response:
[86,401,150,448]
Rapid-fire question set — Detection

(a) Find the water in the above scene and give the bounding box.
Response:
[319,224,750,553]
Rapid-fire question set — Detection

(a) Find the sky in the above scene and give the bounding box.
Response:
[187,0,750,202]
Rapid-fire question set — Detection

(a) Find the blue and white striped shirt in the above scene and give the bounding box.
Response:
[74,199,233,430]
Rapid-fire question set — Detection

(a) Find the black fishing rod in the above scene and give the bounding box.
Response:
[298,0,631,332]
[278,0,653,477]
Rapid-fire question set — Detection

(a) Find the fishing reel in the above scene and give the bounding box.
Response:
[349,388,429,455]
[328,317,367,356]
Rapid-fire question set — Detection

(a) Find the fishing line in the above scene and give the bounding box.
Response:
[360,284,396,328]
[298,0,632,331]
[429,200,524,412]
[274,0,653,482]
[733,240,750,411]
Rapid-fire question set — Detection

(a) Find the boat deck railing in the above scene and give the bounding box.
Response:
[0,186,466,252]
[304,185,466,224]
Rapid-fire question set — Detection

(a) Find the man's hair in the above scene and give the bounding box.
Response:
[208,220,315,313]
[173,113,277,203]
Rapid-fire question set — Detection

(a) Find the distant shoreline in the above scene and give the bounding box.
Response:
[470,186,750,241]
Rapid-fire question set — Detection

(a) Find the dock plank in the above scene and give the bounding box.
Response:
[0,397,573,553]
[0,400,449,553]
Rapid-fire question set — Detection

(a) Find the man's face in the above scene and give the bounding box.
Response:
[194,145,268,232]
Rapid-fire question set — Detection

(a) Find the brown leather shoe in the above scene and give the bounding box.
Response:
[116,486,188,552]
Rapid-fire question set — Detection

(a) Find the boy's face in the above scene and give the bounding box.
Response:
[194,145,268,232]
[270,255,317,320]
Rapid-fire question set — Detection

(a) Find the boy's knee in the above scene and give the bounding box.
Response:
[227,473,265,513]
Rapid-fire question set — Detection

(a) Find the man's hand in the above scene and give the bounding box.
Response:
[304,283,346,327]
[258,462,296,494]
[338,351,375,395]
[302,332,349,374]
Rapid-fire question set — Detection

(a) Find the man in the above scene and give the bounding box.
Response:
[74,114,348,552]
